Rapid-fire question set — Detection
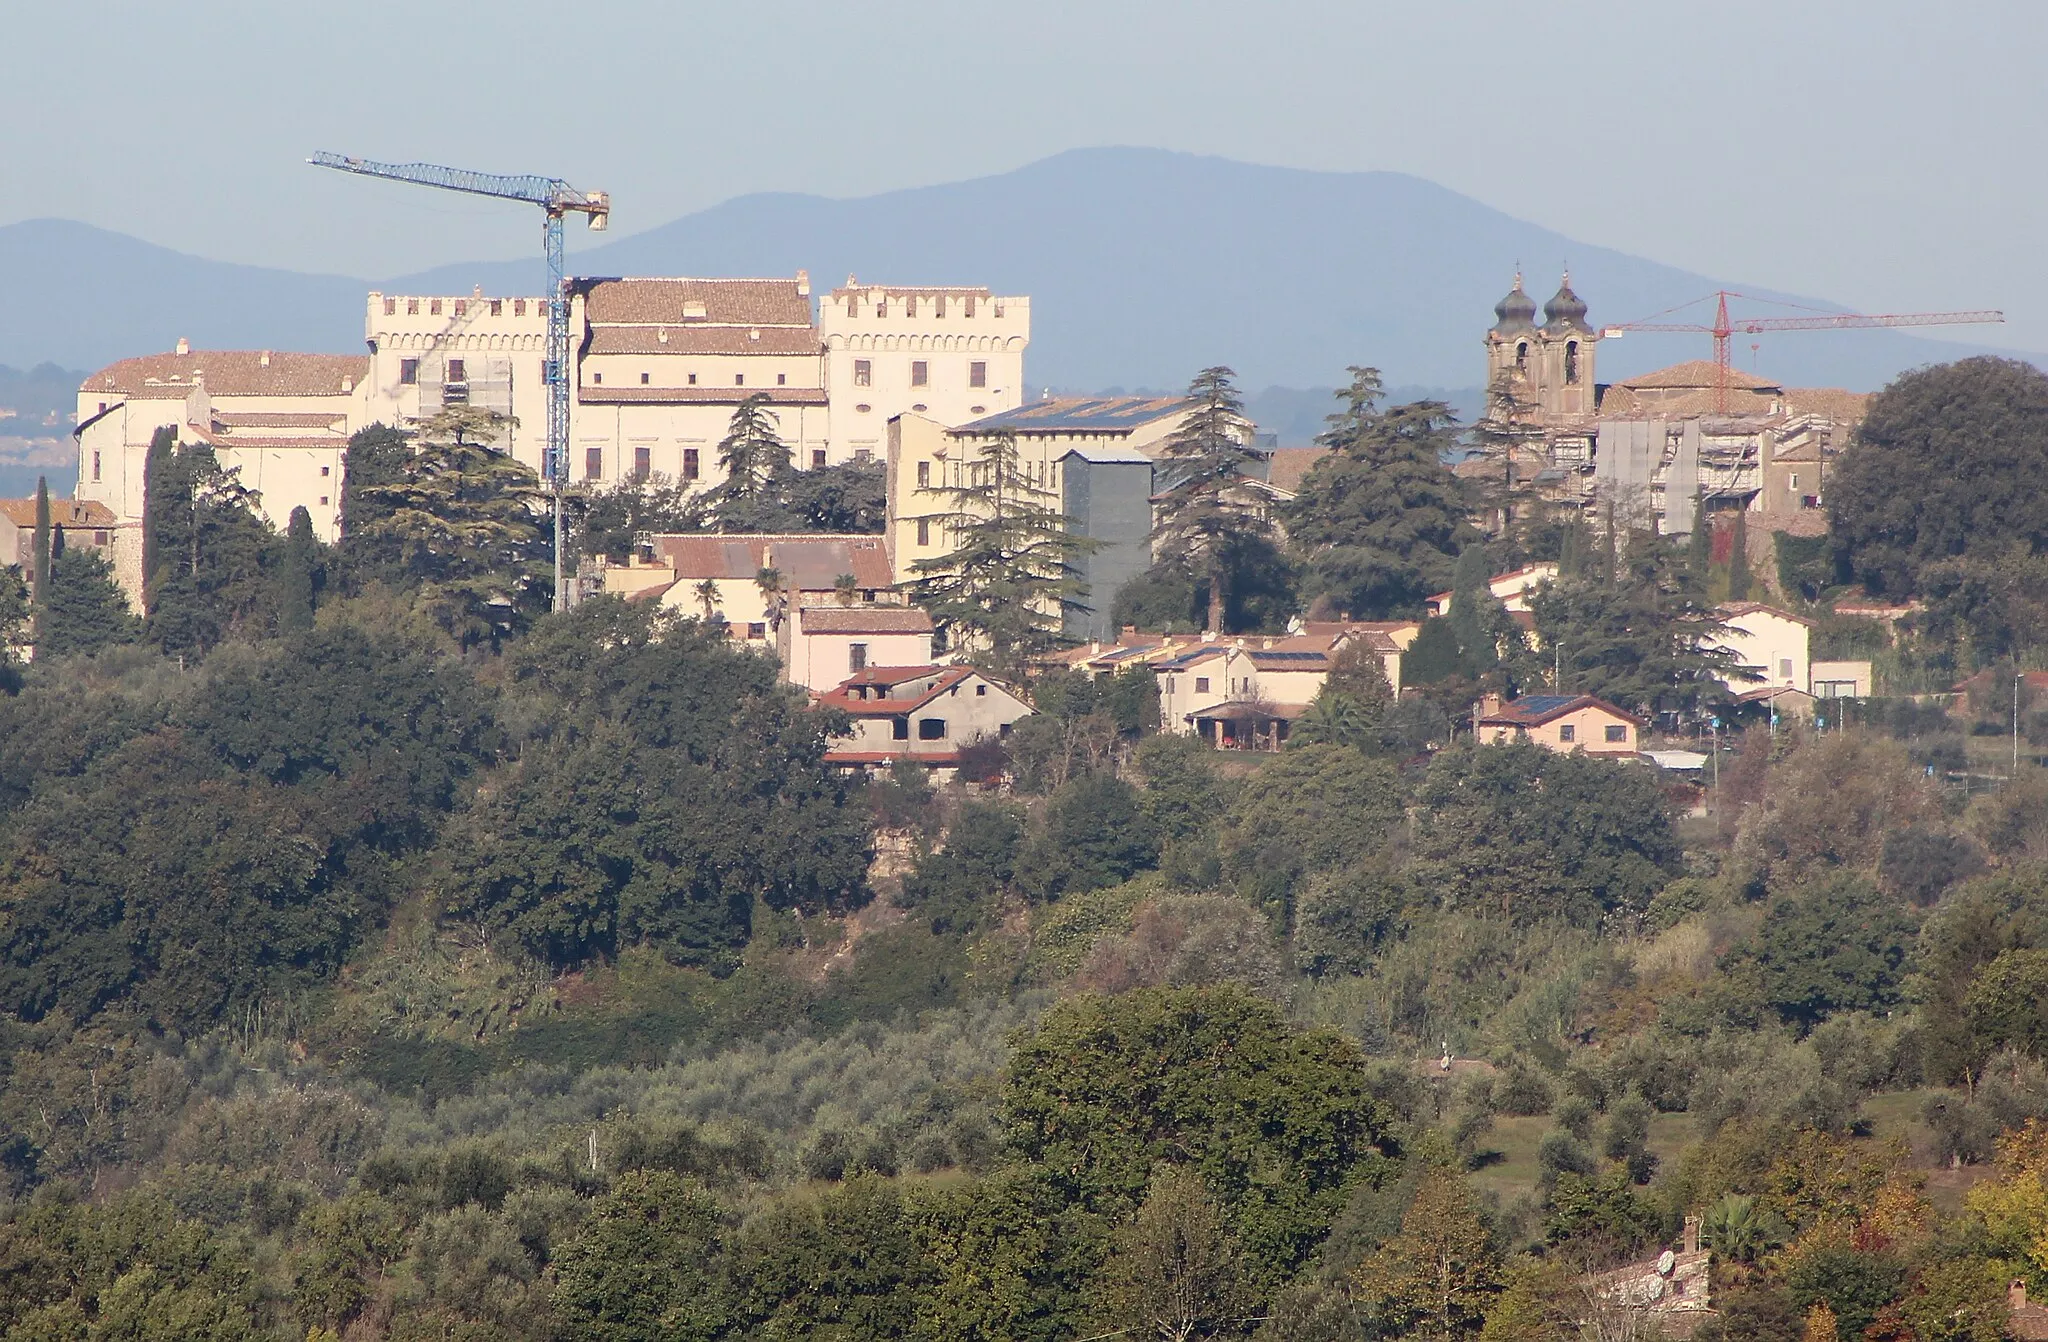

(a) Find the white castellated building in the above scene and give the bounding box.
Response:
[73,273,1030,574]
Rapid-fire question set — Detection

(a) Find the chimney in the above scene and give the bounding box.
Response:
[1683,1216,1700,1256]
[175,337,190,356]
[796,269,810,297]
[2015,1280,2031,1312]
[1479,693,1505,718]
[260,350,271,367]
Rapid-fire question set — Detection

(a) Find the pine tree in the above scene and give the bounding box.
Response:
[142,438,277,657]
[30,476,49,648]
[40,547,139,657]
[1728,507,1753,601]
[1601,499,1619,589]
[906,428,1096,676]
[1151,367,1265,633]
[276,506,319,634]
[715,393,792,499]
[1447,546,1494,674]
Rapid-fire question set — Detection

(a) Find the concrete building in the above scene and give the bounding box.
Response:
[75,346,368,544]
[815,664,1032,771]
[1711,601,1813,694]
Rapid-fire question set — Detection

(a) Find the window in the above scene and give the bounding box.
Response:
[641,371,650,385]
[969,361,987,388]
[97,401,106,413]
[1604,724,1628,743]
[1779,658,1794,680]
[92,529,108,545]
[976,684,987,697]
[407,299,419,315]
[591,372,603,385]
[490,299,502,317]
[91,451,100,481]
[320,465,330,477]
[634,445,651,480]
[318,495,329,506]
[447,358,466,382]
[916,518,930,546]
[1788,473,1800,489]
[735,374,745,386]
[399,359,419,386]
[384,297,397,315]
[1515,341,1528,369]
[683,448,700,480]
[892,717,910,741]
[917,461,931,488]
[854,359,871,386]
[1565,340,1580,384]
[453,299,467,316]
[1558,724,1575,742]
[777,372,786,386]
[812,449,827,469]
[748,622,767,639]
[854,448,873,463]
[918,717,946,740]
[514,299,526,316]
[688,373,698,385]
[585,447,603,480]
[849,642,868,672]
[430,299,442,316]
[1195,676,1211,693]
[876,299,888,318]
[911,361,928,387]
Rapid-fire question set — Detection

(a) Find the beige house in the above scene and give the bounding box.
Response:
[0,497,138,619]
[75,346,367,547]
[1810,658,1874,698]
[1711,601,1813,693]
[1478,693,1645,755]
[1423,563,1560,617]
[816,664,1032,770]
[784,605,935,693]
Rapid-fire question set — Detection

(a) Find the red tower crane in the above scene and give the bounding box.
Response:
[1600,290,2004,414]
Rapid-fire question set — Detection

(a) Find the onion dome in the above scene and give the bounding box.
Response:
[1492,273,1537,334]
[1543,272,1592,334]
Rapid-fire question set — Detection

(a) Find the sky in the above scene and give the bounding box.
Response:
[5,1,2044,347]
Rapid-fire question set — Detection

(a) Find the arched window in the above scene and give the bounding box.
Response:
[1515,341,1529,370]
[1565,341,1580,384]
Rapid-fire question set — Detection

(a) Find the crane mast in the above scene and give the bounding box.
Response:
[308,152,610,610]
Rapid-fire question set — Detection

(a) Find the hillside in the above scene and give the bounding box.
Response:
[6,149,2035,393]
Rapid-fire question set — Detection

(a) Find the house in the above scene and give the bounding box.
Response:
[0,497,138,614]
[602,531,898,649]
[1423,563,1560,617]
[815,665,1032,771]
[1582,1217,1713,1338]
[1154,643,1253,739]
[1711,601,1813,693]
[2009,1278,2048,1341]
[784,605,934,692]
[1810,659,1874,698]
[1478,693,1645,755]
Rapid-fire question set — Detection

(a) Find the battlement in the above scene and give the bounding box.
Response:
[367,290,548,353]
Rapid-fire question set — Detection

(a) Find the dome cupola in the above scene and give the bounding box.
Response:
[1492,273,1537,334]
[1543,272,1592,334]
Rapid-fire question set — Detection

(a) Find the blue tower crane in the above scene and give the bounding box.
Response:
[308,151,611,610]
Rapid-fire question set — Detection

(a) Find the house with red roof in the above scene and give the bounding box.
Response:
[1478,693,1645,756]
[815,665,1032,771]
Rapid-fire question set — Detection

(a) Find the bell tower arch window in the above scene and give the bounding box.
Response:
[1515,341,1529,370]
[1565,340,1580,384]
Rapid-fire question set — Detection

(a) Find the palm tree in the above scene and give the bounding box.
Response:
[694,578,720,622]
[1291,691,1375,751]
[756,566,787,629]
[1697,1194,1784,1264]
[833,573,859,606]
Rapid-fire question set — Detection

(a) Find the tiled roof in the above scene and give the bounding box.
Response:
[1481,693,1645,728]
[586,327,823,356]
[960,396,1190,435]
[1782,386,1870,423]
[578,385,827,406]
[651,533,894,589]
[0,498,118,528]
[84,351,368,398]
[1265,447,1332,495]
[835,664,945,687]
[1717,601,1817,628]
[1619,360,1782,393]
[817,666,976,716]
[582,277,813,327]
[214,411,348,428]
[800,606,933,635]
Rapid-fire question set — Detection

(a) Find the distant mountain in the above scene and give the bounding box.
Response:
[5,149,2035,393]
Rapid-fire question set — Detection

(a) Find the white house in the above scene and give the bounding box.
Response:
[815,665,1033,770]
[1711,601,1813,693]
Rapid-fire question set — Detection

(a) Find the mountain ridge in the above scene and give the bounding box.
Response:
[3,148,2032,392]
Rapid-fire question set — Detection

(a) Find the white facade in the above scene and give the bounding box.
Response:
[821,282,1029,464]
[1711,602,1813,692]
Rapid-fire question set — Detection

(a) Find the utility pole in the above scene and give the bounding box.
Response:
[2016,673,2024,777]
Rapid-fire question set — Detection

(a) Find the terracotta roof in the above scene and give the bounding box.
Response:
[578,385,827,406]
[1481,693,1646,729]
[1782,387,1870,423]
[817,666,978,716]
[585,327,823,356]
[835,664,946,687]
[1597,385,1781,419]
[1619,360,1782,393]
[1717,601,1817,628]
[213,411,348,428]
[651,533,894,589]
[1752,508,1829,538]
[1264,447,1332,494]
[799,606,934,635]
[0,498,118,528]
[582,277,813,327]
[84,351,367,398]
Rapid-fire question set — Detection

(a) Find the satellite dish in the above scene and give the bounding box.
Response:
[1656,1249,1677,1277]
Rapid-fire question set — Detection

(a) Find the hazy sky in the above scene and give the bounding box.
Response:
[6,1,2044,346]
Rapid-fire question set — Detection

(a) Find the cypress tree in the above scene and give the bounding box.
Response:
[1447,545,1493,673]
[1728,508,1753,601]
[1601,499,1619,589]
[140,424,176,610]
[30,475,49,647]
[277,506,319,633]
[1688,493,1711,589]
